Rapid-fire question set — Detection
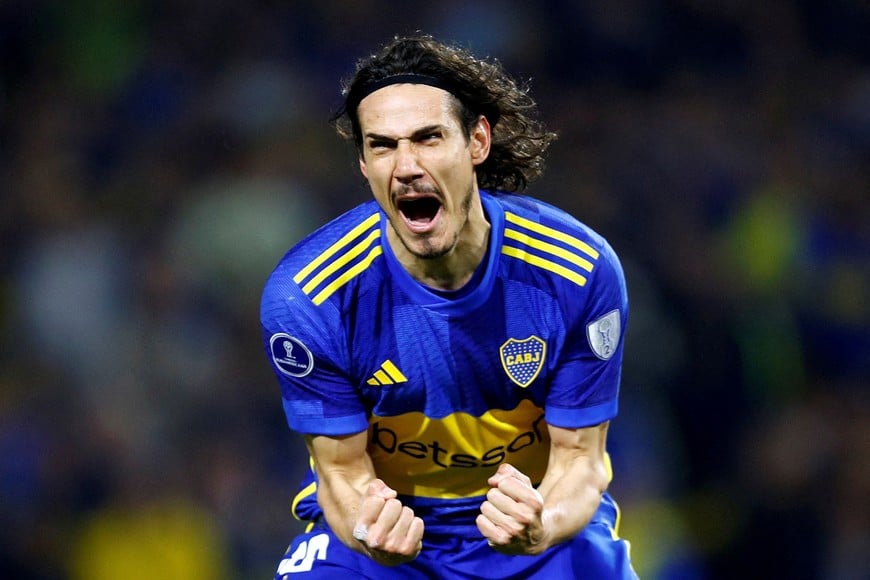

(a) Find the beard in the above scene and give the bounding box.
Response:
[391,183,474,260]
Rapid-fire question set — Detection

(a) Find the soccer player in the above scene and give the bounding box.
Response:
[261,35,637,578]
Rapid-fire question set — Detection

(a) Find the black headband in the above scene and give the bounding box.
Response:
[346,73,499,126]
[350,74,458,106]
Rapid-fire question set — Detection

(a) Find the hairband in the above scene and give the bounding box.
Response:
[349,74,459,107]
[346,73,499,126]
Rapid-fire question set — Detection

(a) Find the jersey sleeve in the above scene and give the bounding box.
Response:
[545,239,629,428]
[260,263,368,436]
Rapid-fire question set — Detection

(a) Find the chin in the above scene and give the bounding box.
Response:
[415,248,451,260]
[403,235,453,260]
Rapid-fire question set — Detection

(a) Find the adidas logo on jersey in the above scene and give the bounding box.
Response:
[366,360,408,386]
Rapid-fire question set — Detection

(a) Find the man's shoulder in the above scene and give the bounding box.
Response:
[287,200,381,255]
[487,190,614,258]
[267,201,382,277]
[262,200,385,308]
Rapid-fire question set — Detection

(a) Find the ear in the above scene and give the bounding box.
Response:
[358,155,368,179]
[469,115,492,166]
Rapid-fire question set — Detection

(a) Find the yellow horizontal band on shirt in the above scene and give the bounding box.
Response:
[369,399,548,499]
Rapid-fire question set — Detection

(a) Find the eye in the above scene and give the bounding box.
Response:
[418,131,442,144]
[368,139,394,152]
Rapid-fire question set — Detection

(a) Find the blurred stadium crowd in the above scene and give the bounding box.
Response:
[0,1,867,578]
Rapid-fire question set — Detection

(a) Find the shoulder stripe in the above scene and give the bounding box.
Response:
[311,244,383,305]
[505,211,600,260]
[301,229,381,294]
[293,213,381,284]
[502,245,589,287]
[502,211,601,287]
[504,227,594,273]
[292,212,383,306]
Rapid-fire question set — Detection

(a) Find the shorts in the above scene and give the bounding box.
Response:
[274,495,637,579]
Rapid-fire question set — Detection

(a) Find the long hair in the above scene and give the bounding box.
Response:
[333,35,557,192]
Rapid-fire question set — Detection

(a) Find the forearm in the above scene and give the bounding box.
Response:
[305,434,376,552]
[317,466,376,550]
[534,455,609,552]
[305,434,424,565]
[532,420,611,553]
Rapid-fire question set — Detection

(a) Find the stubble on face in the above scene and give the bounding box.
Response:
[389,181,474,260]
[355,84,490,286]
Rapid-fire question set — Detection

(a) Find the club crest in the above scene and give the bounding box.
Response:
[499,336,546,388]
[586,310,620,360]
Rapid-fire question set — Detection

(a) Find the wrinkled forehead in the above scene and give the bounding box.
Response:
[356,84,459,135]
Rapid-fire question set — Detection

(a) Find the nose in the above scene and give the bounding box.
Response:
[393,139,424,183]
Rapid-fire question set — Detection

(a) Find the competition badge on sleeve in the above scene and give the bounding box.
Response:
[270,333,314,377]
[586,310,620,360]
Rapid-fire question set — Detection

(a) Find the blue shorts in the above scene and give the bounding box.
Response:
[274,495,637,579]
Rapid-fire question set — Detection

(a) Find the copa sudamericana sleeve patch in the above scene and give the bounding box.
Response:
[269,333,315,377]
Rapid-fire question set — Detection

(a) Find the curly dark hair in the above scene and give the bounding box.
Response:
[333,35,557,192]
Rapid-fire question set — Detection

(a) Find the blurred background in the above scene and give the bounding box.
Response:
[0,1,867,578]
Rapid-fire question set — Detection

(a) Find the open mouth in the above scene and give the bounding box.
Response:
[398,197,442,228]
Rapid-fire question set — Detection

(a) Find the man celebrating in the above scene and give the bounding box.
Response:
[261,34,637,578]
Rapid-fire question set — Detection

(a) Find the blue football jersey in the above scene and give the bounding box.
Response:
[260,190,628,529]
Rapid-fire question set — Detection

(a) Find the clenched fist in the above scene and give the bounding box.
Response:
[476,463,550,555]
[353,479,425,566]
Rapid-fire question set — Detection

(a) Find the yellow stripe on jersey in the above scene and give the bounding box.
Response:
[504,228,595,272]
[292,455,317,529]
[293,213,381,284]
[292,213,383,306]
[505,211,600,260]
[301,229,381,294]
[290,480,317,521]
[311,245,383,305]
[612,494,622,540]
[502,245,589,287]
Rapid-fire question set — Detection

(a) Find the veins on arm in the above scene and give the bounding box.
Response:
[535,421,611,550]
[304,431,376,547]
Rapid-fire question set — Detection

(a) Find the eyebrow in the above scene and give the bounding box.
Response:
[364,124,445,143]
